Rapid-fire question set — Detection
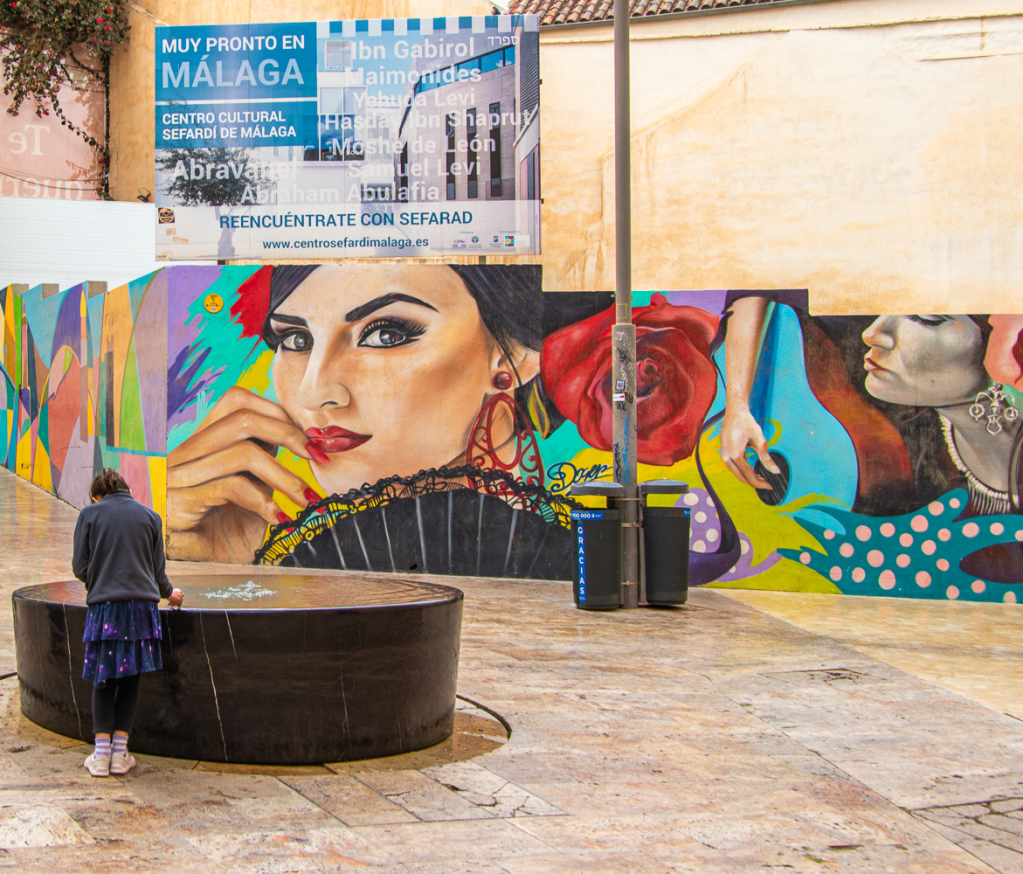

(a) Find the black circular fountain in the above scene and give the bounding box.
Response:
[12,574,463,765]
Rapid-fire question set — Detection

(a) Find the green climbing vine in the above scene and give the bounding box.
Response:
[0,0,131,198]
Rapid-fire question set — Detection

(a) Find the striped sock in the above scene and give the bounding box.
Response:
[111,734,128,756]
[94,736,111,757]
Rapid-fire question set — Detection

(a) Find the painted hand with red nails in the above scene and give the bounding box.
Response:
[166,386,318,563]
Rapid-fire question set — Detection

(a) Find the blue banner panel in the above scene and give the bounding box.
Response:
[154,15,541,261]
[156,23,318,103]
[157,102,319,149]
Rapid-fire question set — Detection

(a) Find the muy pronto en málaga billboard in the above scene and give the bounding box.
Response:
[154,16,540,260]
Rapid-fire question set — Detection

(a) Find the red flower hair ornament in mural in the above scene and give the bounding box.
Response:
[230,265,273,339]
[985,315,1023,391]
[540,294,720,466]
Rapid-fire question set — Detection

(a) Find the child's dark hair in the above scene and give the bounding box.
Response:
[89,469,129,500]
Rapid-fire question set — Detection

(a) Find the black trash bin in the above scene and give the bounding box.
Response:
[640,479,690,606]
[568,482,624,610]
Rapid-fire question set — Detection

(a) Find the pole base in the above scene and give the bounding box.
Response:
[621,581,640,609]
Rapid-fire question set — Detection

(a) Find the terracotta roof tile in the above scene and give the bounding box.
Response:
[509,0,791,24]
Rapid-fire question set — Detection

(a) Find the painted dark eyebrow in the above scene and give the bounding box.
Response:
[344,293,439,323]
[268,314,308,327]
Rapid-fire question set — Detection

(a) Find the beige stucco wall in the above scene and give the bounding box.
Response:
[108,0,491,205]
[108,0,1023,311]
[539,0,1023,312]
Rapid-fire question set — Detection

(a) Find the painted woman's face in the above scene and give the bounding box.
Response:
[270,264,500,495]
[861,315,988,407]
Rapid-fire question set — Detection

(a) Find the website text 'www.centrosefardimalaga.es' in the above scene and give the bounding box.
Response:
[261,237,428,250]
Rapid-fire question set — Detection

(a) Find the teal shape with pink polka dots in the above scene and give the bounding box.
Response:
[778,489,1021,603]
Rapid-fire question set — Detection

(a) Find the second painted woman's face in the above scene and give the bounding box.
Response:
[861,315,988,407]
[270,265,500,495]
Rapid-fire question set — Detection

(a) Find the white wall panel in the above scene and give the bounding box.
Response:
[0,197,199,290]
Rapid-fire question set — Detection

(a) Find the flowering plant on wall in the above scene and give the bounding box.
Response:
[0,0,130,198]
[540,294,720,466]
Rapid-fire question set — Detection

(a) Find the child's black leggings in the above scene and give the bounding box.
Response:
[91,674,140,736]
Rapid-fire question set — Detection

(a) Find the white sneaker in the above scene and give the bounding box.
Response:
[85,752,110,777]
[110,752,136,775]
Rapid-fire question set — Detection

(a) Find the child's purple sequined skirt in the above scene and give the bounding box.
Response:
[82,600,162,688]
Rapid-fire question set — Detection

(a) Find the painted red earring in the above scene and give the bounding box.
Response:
[493,371,514,391]
[466,393,544,488]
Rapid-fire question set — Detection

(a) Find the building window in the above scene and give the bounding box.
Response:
[399,142,409,202]
[316,87,367,161]
[519,145,540,200]
[361,184,394,202]
[446,114,457,201]
[489,102,502,198]
[467,111,478,199]
[324,40,354,71]
[411,46,516,98]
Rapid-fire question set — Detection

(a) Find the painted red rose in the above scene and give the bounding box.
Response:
[540,294,720,466]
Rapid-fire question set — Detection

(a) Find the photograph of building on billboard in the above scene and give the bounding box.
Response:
[154,15,540,260]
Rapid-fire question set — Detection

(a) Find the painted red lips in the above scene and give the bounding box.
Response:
[305,426,372,455]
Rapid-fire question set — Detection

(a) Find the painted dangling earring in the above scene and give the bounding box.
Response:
[466,392,545,488]
[970,383,1020,435]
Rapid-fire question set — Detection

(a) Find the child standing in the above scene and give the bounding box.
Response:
[72,469,184,777]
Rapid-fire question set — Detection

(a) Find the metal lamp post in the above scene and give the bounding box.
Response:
[612,0,640,608]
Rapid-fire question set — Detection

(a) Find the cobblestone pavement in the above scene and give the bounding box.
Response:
[0,467,1020,872]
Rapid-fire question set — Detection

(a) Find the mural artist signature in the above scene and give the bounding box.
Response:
[547,461,612,494]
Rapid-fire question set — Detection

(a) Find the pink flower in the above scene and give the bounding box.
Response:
[985,315,1023,390]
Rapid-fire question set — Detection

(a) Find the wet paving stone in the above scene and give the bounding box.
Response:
[0,468,1020,871]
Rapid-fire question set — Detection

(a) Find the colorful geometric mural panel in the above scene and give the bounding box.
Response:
[1,276,168,514]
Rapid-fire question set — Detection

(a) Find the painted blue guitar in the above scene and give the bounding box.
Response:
[692,301,862,584]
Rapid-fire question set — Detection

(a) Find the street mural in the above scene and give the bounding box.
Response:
[0,276,167,514]
[3,272,1022,603]
[165,264,592,578]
